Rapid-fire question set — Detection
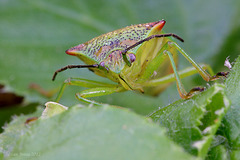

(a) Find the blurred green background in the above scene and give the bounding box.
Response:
[0,0,240,129]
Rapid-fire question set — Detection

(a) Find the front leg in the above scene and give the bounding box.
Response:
[55,78,125,104]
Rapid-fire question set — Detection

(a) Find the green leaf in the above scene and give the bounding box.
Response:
[3,105,194,160]
[149,84,230,158]
[216,56,240,159]
[0,107,43,158]
[224,56,240,146]
[205,144,227,160]
[0,102,39,133]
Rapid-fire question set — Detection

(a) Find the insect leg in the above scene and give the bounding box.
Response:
[55,78,122,102]
[143,64,214,87]
[157,50,204,99]
[169,42,229,81]
[76,87,125,105]
[163,51,188,98]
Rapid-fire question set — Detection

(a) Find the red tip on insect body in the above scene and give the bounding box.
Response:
[154,20,166,31]
[146,20,166,31]
[65,49,76,56]
[65,44,86,56]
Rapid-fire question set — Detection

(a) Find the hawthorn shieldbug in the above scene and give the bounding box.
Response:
[52,20,228,104]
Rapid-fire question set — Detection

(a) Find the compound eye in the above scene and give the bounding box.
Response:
[128,53,136,63]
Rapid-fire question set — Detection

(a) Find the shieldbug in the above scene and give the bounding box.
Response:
[52,20,228,105]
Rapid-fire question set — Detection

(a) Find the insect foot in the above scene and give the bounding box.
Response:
[210,72,229,81]
[185,87,205,99]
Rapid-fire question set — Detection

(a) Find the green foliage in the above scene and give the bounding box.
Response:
[2,104,195,160]
[149,84,230,158]
[218,56,240,159]
[0,107,43,159]
[0,0,240,159]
